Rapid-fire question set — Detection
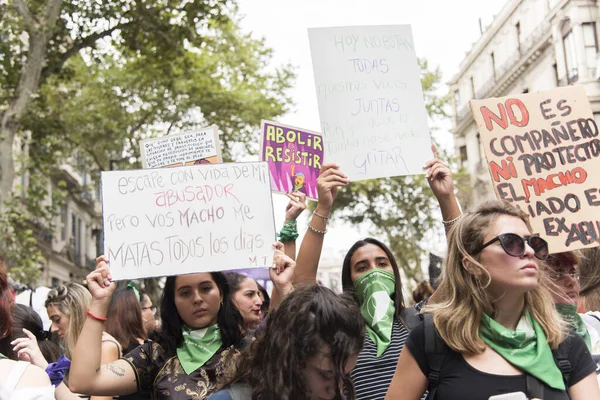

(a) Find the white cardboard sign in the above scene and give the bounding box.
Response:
[140,125,222,169]
[308,25,433,181]
[101,162,276,280]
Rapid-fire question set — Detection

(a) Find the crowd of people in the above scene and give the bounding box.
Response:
[0,149,599,399]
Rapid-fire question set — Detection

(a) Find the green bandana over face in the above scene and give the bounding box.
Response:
[480,311,565,390]
[353,269,396,357]
[176,324,223,375]
[556,303,591,350]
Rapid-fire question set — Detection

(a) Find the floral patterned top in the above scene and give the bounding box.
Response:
[123,341,241,400]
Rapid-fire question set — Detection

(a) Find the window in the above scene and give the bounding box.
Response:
[491,52,496,81]
[470,77,476,99]
[60,205,68,241]
[583,23,598,70]
[516,22,521,53]
[594,112,600,129]
[454,90,460,107]
[459,146,468,167]
[72,213,83,265]
[563,30,578,82]
[51,277,60,288]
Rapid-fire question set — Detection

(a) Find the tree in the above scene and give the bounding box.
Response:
[0,0,295,285]
[330,59,466,285]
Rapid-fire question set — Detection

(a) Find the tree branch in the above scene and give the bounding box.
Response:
[12,0,37,32]
[42,0,63,32]
[41,21,131,81]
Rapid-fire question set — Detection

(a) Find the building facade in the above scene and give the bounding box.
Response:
[449,0,600,206]
[15,152,103,287]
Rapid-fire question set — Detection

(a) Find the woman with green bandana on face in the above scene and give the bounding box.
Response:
[295,145,461,399]
[385,201,600,400]
[68,254,264,400]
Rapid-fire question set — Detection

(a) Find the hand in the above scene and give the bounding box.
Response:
[269,242,296,294]
[284,192,307,222]
[316,163,350,212]
[87,256,117,303]
[423,144,455,199]
[11,329,49,369]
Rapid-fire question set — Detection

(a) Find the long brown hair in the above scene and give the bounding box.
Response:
[0,266,13,353]
[228,285,364,400]
[424,201,565,354]
[105,286,146,351]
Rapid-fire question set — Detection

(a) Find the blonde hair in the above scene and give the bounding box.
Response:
[45,283,91,358]
[423,200,565,354]
[579,247,600,312]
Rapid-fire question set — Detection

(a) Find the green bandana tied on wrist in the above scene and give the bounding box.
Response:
[176,325,223,375]
[556,303,591,350]
[278,220,299,242]
[480,311,565,390]
[353,269,396,357]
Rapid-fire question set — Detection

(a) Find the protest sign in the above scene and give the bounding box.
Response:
[260,120,323,199]
[470,85,600,253]
[140,125,222,168]
[308,25,433,181]
[101,162,276,280]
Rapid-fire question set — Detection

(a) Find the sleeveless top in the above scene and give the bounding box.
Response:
[0,360,55,400]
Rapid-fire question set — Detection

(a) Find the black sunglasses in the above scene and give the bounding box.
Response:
[476,233,549,260]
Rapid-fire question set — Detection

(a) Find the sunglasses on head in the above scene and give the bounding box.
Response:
[476,233,549,260]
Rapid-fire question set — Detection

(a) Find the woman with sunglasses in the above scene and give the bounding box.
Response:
[385,201,600,400]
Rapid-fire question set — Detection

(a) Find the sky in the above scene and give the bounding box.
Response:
[236,0,507,269]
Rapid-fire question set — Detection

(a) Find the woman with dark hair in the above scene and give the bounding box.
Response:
[0,266,54,399]
[224,273,263,332]
[105,285,147,354]
[9,304,60,363]
[294,148,461,399]
[211,285,365,400]
[69,256,248,399]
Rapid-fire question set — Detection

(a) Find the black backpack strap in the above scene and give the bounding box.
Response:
[526,375,544,399]
[553,334,572,386]
[423,314,449,400]
[400,306,420,331]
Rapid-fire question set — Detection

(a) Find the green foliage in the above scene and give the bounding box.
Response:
[331,59,462,284]
[0,0,295,285]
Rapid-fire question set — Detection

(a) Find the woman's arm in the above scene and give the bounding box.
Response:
[294,164,349,285]
[69,257,137,396]
[569,372,600,399]
[89,340,122,400]
[385,347,428,400]
[281,192,307,261]
[269,243,296,310]
[424,145,461,232]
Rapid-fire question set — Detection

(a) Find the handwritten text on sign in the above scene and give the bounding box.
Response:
[470,86,600,253]
[140,125,222,169]
[260,120,323,200]
[308,25,432,181]
[101,162,276,280]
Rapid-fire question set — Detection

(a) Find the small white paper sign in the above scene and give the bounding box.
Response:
[140,125,222,168]
[101,162,276,280]
[308,25,433,181]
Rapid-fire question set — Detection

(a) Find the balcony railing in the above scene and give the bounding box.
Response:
[454,20,552,128]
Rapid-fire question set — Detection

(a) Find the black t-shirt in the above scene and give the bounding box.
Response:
[406,320,596,400]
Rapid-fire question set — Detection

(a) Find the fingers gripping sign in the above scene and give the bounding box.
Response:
[423,144,455,199]
[285,191,307,222]
[88,256,118,303]
[316,163,350,212]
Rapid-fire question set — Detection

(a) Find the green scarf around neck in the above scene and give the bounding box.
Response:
[353,269,396,357]
[556,303,591,350]
[176,324,223,375]
[480,311,565,390]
